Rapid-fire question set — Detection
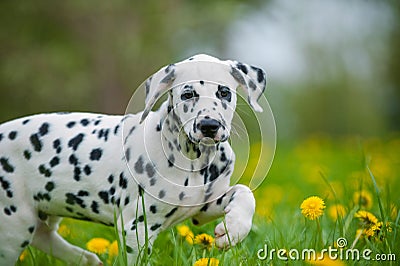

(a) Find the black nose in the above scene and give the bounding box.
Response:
[199,118,221,138]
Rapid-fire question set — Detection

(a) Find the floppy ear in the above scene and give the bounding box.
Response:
[230,61,266,112]
[140,64,176,123]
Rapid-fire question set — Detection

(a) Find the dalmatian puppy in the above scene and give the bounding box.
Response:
[0,54,266,265]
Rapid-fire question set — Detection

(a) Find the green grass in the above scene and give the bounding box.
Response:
[16,135,400,265]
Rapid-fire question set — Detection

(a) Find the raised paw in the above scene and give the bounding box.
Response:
[214,185,255,249]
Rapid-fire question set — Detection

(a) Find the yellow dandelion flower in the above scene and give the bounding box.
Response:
[300,196,326,220]
[327,204,346,220]
[194,257,219,266]
[57,224,70,238]
[86,238,110,255]
[364,223,381,238]
[177,224,194,244]
[354,210,379,227]
[108,240,118,257]
[353,190,373,209]
[19,249,29,262]
[194,233,214,249]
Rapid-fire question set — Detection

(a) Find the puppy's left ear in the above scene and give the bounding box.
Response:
[230,61,266,112]
[140,64,176,123]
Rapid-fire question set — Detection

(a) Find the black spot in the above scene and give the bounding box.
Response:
[253,67,265,83]
[150,205,157,214]
[65,207,73,213]
[74,167,81,181]
[39,123,49,136]
[8,131,17,140]
[78,190,89,197]
[109,187,116,195]
[150,223,161,231]
[84,165,92,175]
[22,119,30,125]
[124,196,130,206]
[20,241,30,248]
[23,150,31,160]
[124,126,136,144]
[49,156,60,167]
[91,201,99,214]
[165,207,178,218]
[53,139,62,153]
[30,133,42,152]
[98,191,109,204]
[150,178,156,186]
[130,222,137,231]
[119,173,128,189]
[65,193,86,208]
[80,119,90,126]
[38,164,52,177]
[69,154,79,165]
[0,133,2,142]
[66,121,76,128]
[184,178,189,186]
[126,245,134,254]
[179,192,185,201]
[0,158,14,173]
[125,148,131,162]
[200,204,209,212]
[108,174,114,184]
[158,190,165,199]
[134,156,144,174]
[220,152,227,162]
[38,210,48,220]
[237,62,248,74]
[45,182,55,192]
[156,123,162,131]
[209,164,220,182]
[145,163,155,178]
[94,119,101,126]
[98,129,110,141]
[114,124,120,135]
[168,154,175,167]
[138,215,144,222]
[200,80,205,85]
[28,226,35,233]
[192,218,199,225]
[10,205,16,212]
[216,193,226,205]
[4,208,11,216]
[43,193,51,201]
[183,104,188,113]
[68,133,84,151]
[90,148,102,161]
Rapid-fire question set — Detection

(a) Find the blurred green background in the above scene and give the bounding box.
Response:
[0,0,399,141]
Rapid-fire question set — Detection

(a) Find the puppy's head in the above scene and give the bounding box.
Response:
[141,54,267,143]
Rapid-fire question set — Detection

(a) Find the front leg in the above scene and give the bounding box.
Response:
[191,184,255,248]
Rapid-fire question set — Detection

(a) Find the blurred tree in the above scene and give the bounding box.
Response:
[0,0,264,122]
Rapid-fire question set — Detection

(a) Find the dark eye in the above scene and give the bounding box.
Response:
[217,86,231,100]
[181,91,195,100]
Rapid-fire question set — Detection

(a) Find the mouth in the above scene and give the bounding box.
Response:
[187,129,229,144]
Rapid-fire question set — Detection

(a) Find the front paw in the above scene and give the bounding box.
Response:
[214,211,253,248]
[80,251,103,266]
[214,194,254,249]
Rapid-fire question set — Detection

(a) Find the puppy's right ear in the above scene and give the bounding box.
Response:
[140,64,176,123]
